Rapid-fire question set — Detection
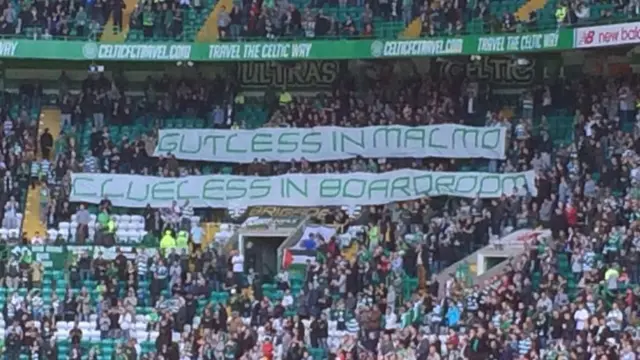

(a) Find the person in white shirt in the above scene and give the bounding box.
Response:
[606,302,624,332]
[9,292,23,309]
[30,292,44,321]
[3,196,18,229]
[281,289,294,308]
[171,201,181,217]
[574,303,590,331]
[445,277,455,298]
[6,258,21,288]
[384,308,398,330]
[119,307,134,339]
[31,232,44,245]
[386,286,396,314]
[231,251,244,287]
[163,200,181,230]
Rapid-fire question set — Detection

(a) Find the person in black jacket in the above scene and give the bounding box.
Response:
[40,337,58,360]
[39,128,53,160]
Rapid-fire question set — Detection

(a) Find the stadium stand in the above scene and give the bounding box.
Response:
[0,89,41,239]
[0,0,638,41]
[1,0,640,359]
[3,60,630,360]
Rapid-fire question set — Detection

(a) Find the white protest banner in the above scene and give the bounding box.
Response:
[153,124,506,163]
[70,170,535,208]
[574,22,640,48]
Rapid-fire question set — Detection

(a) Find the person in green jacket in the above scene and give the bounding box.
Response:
[142,5,155,39]
[97,210,109,228]
[74,6,88,36]
[176,229,189,252]
[160,230,176,255]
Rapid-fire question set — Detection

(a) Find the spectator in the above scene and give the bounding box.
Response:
[16,47,640,360]
[231,250,244,287]
[190,221,203,250]
[217,5,231,39]
[39,128,53,160]
[30,231,44,245]
[180,200,193,230]
[0,0,630,43]
[3,195,18,229]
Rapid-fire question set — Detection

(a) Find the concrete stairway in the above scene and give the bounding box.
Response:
[515,0,549,21]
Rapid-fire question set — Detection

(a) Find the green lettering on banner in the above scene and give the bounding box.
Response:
[368,179,389,199]
[451,127,480,150]
[203,134,225,156]
[501,173,531,194]
[89,44,193,60]
[0,41,18,57]
[69,170,537,208]
[372,127,402,149]
[250,179,271,199]
[157,132,180,153]
[126,182,148,201]
[154,125,508,163]
[302,132,322,153]
[237,61,340,90]
[177,180,197,200]
[428,128,446,149]
[413,175,433,196]
[202,179,224,200]
[440,57,536,87]
[435,175,455,194]
[344,179,366,198]
[476,32,561,54]
[454,175,478,195]
[0,31,575,61]
[391,177,411,197]
[372,39,465,57]
[283,178,307,198]
[208,43,314,60]
[278,132,298,153]
[340,131,365,152]
[101,179,124,199]
[252,133,272,153]
[478,175,500,197]
[482,129,502,149]
[226,134,246,153]
[320,179,340,198]
[152,181,175,200]
[405,128,426,149]
[180,135,201,154]
[226,179,248,200]
[72,176,97,197]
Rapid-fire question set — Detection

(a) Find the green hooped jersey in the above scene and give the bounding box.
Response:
[224,343,236,359]
[330,309,353,322]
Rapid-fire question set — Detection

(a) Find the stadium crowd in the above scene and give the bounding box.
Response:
[0,59,629,360]
[0,88,41,236]
[0,4,639,360]
[0,0,637,41]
